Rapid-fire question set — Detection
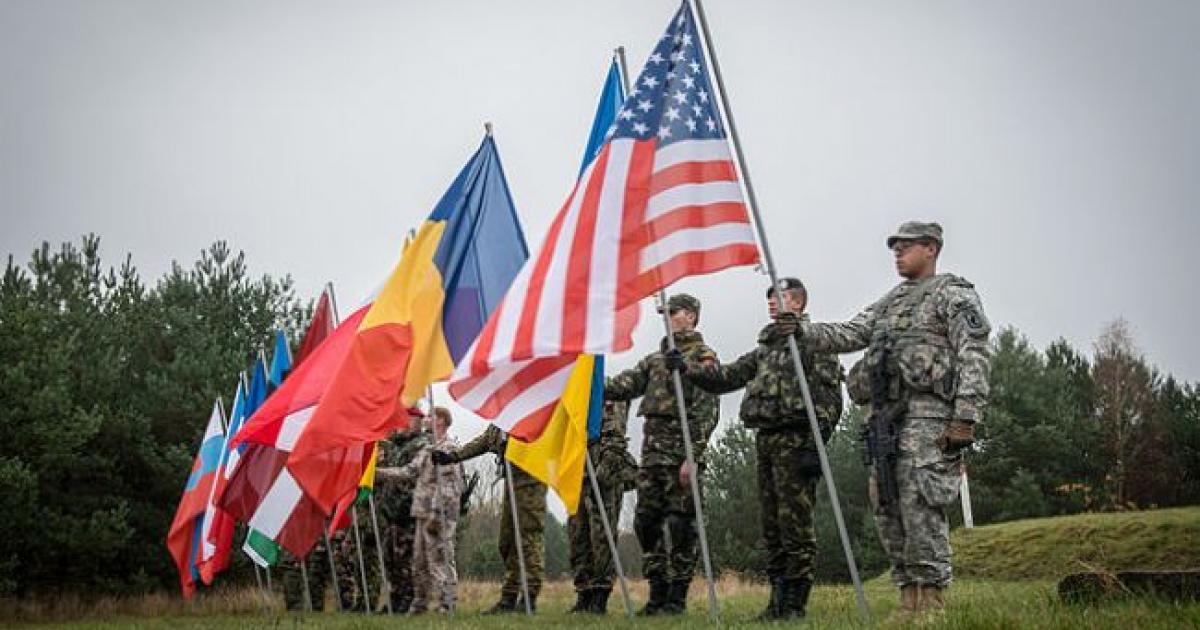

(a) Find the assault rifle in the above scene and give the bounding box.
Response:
[860,346,903,507]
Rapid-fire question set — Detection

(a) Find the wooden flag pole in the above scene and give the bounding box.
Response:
[688,0,870,622]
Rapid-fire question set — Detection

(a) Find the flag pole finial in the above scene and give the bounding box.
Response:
[484,121,493,136]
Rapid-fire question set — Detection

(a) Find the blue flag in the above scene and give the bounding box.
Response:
[267,330,291,389]
[245,356,270,417]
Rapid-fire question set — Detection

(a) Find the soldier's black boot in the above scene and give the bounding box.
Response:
[482,592,518,614]
[589,587,612,614]
[782,578,812,619]
[754,577,784,621]
[638,579,669,616]
[568,589,592,613]
[662,579,691,615]
[515,593,538,613]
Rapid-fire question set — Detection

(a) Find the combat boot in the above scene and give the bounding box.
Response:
[589,587,612,614]
[662,579,691,615]
[886,585,919,623]
[638,579,669,616]
[482,592,518,614]
[918,585,945,616]
[781,578,812,619]
[568,589,592,613]
[753,577,784,621]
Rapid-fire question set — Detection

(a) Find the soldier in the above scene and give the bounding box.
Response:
[377,407,465,614]
[280,543,329,612]
[798,221,991,617]
[567,400,636,615]
[434,424,547,613]
[604,293,721,616]
[678,277,844,619]
[333,507,378,613]
[375,427,431,613]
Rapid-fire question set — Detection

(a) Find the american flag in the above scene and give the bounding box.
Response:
[448,1,759,439]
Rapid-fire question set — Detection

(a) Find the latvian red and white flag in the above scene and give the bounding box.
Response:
[449,2,759,440]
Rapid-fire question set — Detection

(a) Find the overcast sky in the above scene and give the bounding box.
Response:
[3,1,1198,494]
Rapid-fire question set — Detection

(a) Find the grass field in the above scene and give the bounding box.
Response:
[5,508,1200,628]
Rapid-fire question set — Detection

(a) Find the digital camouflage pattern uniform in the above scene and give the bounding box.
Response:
[567,401,636,613]
[801,256,990,591]
[377,433,465,613]
[374,430,430,612]
[686,312,844,617]
[605,306,720,614]
[452,425,547,610]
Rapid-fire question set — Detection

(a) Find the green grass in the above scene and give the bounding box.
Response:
[952,506,1200,581]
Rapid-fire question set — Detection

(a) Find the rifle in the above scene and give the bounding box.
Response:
[860,344,903,508]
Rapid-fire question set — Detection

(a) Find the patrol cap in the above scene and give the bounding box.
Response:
[666,293,700,318]
[886,221,943,249]
[766,277,806,298]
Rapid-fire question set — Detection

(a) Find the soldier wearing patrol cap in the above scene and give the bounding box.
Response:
[604,293,721,616]
[798,221,991,619]
[680,277,844,620]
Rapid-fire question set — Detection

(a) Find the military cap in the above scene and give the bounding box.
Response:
[666,293,700,317]
[886,220,943,249]
[766,276,806,298]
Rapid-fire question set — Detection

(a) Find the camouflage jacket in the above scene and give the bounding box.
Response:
[375,431,430,524]
[376,434,465,522]
[589,401,637,488]
[687,316,845,440]
[604,330,720,467]
[800,273,991,422]
[454,424,545,492]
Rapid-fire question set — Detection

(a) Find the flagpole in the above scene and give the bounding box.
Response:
[503,459,534,615]
[321,282,348,613]
[615,42,720,622]
[367,492,392,614]
[688,0,870,621]
[961,464,974,529]
[351,508,371,614]
[299,556,313,613]
[584,449,634,617]
[324,525,344,611]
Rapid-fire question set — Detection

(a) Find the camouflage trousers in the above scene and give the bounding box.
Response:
[499,480,546,598]
[411,518,459,611]
[635,464,702,583]
[756,428,820,582]
[381,522,417,612]
[281,547,329,611]
[568,474,623,592]
[335,518,382,611]
[868,417,962,588]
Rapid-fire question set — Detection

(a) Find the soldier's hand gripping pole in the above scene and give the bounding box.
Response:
[688,0,871,621]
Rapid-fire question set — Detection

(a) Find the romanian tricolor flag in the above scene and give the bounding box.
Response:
[289,133,529,514]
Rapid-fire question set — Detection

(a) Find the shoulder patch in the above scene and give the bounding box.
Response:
[952,300,991,336]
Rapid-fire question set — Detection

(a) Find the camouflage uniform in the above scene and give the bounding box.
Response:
[281,542,329,612]
[452,425,547,610]
[800,224,991,592]
[378,433,465,613]
[567,401,635,613]
[605,306,720,614]
[334,505,379,612]
[375,431,430,612]
[687,312,844,616]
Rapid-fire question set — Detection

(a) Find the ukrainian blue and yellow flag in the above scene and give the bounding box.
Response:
[290,133,530,514]
[507,57,626,514]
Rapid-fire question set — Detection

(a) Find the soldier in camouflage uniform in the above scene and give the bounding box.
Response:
[334,505,379,612]
[681,277,844,619]
[604,293,721,616]
[435,424,547,613]
[798,221,991,617]
[377,407,465,614]
[375,427,431,613]
[567,400,636,615]
[281,542,330,612]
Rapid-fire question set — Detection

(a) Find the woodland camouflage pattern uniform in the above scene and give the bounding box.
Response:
[800,221,991,613]
[567,400,636,614]
[377,432,464,613]
[686,287,845,619]
[449,425,547,612]
[281,541,330,611]
[375,430,430,612]
[604,293,720,615]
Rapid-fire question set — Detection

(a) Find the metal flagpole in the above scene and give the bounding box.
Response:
[688,0,870,621]
[584,450,634,617]
[367,492,393,614]
[324,526,343,611]
[299,557,313,612]
[616,42,720,622]
[503,459,534,615]
[351,507,371,614]
[960,465,975,529]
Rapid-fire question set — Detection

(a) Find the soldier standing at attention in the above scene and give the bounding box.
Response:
[434,424,547,613]
[678,277,844,620]
[604,293,721,616]
[376,407,464,614]
[567,400,636,615]
[798,221,991,618]
[374,427,430,613]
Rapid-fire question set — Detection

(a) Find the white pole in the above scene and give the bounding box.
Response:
[584,450,634,617]
[503,459,534,614]
[688,0,870,622]
[960,465,975,529]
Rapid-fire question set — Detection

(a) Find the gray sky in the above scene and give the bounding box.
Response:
[4,0,1198,490]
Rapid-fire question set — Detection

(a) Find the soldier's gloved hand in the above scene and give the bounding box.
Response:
[432,450,457,465]
[664,348,686,374]
[775,311,801,338]
[938,419,975,452]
